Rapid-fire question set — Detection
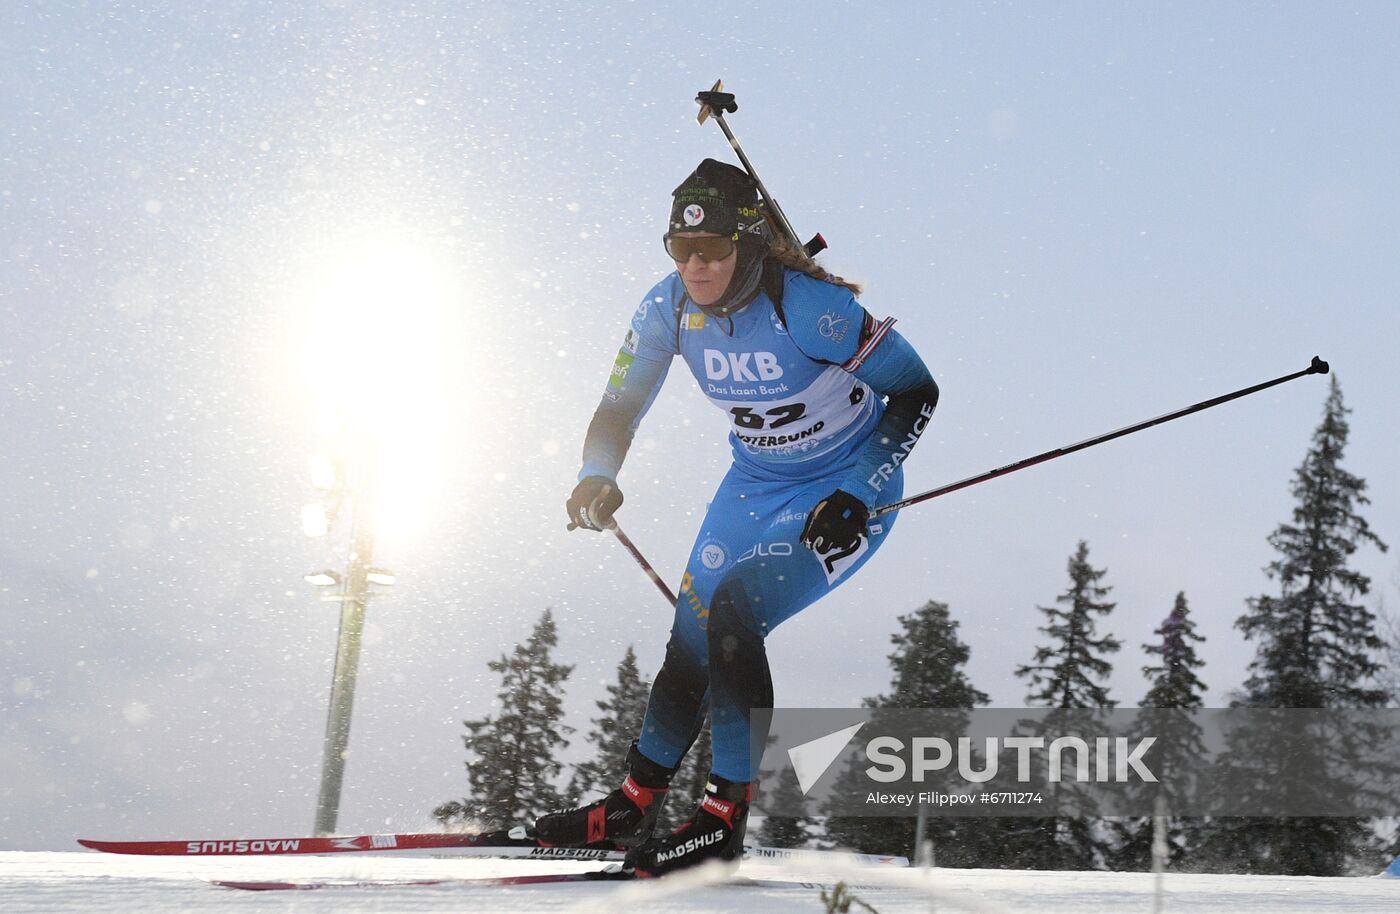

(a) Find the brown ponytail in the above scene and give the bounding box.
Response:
[763,235,863,297]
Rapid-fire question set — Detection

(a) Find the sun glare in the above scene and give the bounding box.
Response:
[296,229,463,545]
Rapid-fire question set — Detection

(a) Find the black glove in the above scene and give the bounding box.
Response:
[799,489,870,553]
[566,476,624,531]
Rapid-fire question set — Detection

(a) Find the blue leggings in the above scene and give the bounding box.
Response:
[636,463,903,782]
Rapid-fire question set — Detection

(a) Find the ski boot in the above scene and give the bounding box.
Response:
[624,774,751,877]
[532,743,677,848]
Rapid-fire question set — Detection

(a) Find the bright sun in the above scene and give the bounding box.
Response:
[295,228,463,545]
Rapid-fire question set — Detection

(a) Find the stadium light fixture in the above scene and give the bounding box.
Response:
[303,570,341,587]
[365,568,396,587]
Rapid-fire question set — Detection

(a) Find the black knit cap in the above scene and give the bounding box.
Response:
[668,158,766,237]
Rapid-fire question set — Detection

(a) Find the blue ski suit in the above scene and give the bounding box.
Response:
[580,266,938,782]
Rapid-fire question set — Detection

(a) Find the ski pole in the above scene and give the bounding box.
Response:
[568,515,678,605]
[871,356,1330,519]
[607,521,677,606]
[696,80,828,258]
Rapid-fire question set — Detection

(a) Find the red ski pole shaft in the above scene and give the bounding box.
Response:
[607,521,677,606]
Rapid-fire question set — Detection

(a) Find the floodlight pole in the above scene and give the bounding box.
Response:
[312,481,378,836]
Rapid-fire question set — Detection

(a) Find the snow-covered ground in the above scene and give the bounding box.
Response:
[2,850,1396,914]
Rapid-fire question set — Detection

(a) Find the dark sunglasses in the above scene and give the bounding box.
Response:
[663,233,736,263]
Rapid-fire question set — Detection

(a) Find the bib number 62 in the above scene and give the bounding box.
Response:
[730,402,807,430]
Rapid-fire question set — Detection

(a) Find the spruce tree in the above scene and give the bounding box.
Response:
[1002,541,1121,870]
[434,608,574,830]
[1376,597,1400,704]
[1109,592,1208,871]
[870,600,991,711]
[1237,377,1388,709]
[1017,540,1122,710]
[1199,377,1390,875]
[1142,592,1208,711]
[756,765,813,848]
[825,600,988,864]
[568,645,651,801]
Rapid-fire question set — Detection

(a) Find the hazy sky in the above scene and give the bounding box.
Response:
[3,2,1398,851]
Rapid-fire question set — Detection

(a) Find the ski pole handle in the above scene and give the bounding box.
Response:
[695,79,827,258]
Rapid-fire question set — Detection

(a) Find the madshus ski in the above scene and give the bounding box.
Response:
[79,828,612,860]
[79,827,907,867]
[213,867,636,891]
[212,867,889,892]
